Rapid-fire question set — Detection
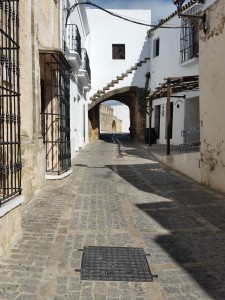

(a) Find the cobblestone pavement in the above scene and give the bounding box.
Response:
[1,134,225,299]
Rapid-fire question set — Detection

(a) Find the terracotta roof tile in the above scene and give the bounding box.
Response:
[148,0,199,34]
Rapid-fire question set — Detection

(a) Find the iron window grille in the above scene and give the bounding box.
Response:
[180,17,199,63]
[40,51,71,175]
[0,0,22,206]
[81,48,91,79]
[66,24,81,57]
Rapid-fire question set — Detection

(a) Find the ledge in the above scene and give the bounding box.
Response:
[179,57,199,67]
[77,69,91,90]
[46,168,73,180]
[0,195,25,218]
[66,50,82,71]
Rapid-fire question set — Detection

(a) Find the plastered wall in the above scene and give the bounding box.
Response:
[199,0,225,191]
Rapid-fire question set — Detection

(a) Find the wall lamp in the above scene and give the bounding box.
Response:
[173,0,207,33]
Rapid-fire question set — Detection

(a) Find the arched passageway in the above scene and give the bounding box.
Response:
[88,86,146,141]
[112,120,116,132]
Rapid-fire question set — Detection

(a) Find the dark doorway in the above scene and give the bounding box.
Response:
[154,105,161,139]
[169,102,173,139]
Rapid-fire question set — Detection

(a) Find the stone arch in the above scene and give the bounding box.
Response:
[88,86,146,141]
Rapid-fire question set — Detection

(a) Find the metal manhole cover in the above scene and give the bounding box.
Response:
[78,246,154,282]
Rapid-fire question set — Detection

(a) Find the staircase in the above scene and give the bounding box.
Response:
[90,57,150,102]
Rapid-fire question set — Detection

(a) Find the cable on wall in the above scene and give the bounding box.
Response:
[65,1,183,29]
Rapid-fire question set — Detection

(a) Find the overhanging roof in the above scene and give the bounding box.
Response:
[145,75,199,103]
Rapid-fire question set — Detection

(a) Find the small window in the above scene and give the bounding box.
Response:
[112,44,125,59]
[153,38,160,57]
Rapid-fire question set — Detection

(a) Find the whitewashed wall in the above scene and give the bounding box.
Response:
[149,17,199,91]
[86,8,151,95]
[63,0,90,159]
[199,0,225,192]
[149,7,202,145]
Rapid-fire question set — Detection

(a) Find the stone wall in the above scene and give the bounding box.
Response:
[20,0,61,200]
[89,87,146,141]
[0,0,61,257]
[100,104,122,133]
[0,206,22,256]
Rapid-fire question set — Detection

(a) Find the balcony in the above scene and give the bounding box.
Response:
[78,48,91,91]
[65,24,82,70]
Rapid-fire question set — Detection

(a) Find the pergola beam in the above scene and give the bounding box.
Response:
[144,75,199,154]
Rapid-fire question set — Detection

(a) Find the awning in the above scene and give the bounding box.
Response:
[144,75,199,155]
[145,75,199,104]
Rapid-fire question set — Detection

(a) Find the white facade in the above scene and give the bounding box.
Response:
[86,8,151,96]
[145,0,217,184]
[62,0,91,159]
[148,3,204,146]
[149,0,215,147]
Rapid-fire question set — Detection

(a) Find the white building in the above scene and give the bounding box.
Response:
[145,0,215,182]
[148,3,200,147]
[86,7,151,98]
[62,0,91,159]
[148,0,215,147]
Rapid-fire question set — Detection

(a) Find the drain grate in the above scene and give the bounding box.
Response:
[78,246,154,282]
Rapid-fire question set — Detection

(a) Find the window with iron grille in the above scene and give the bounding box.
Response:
[0,0,22,206]
[180,18,199,63]
[40,52,71,175]
[66,24,81,56]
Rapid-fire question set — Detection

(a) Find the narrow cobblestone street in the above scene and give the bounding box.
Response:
[1,135,225,299]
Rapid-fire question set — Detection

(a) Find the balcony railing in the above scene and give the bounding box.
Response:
[66,24,81,57]
[81,48,91,80]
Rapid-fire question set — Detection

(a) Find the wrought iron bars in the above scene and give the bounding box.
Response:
[0,0,22,206]
[40,52,71,175]
[66,24,81,57]
[180,17,199,63]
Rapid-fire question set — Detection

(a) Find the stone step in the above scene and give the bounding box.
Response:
[90,96,98,101]
[92,57,151,100]
[103,86,110,91]
[97,90,105,94]
[135,62,142,67]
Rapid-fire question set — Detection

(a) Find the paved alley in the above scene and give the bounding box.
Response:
[0,135,225,300]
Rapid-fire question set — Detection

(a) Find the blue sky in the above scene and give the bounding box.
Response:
[86,0,175,24]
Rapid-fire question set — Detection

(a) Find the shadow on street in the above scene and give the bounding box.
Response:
[102,132,225,300]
